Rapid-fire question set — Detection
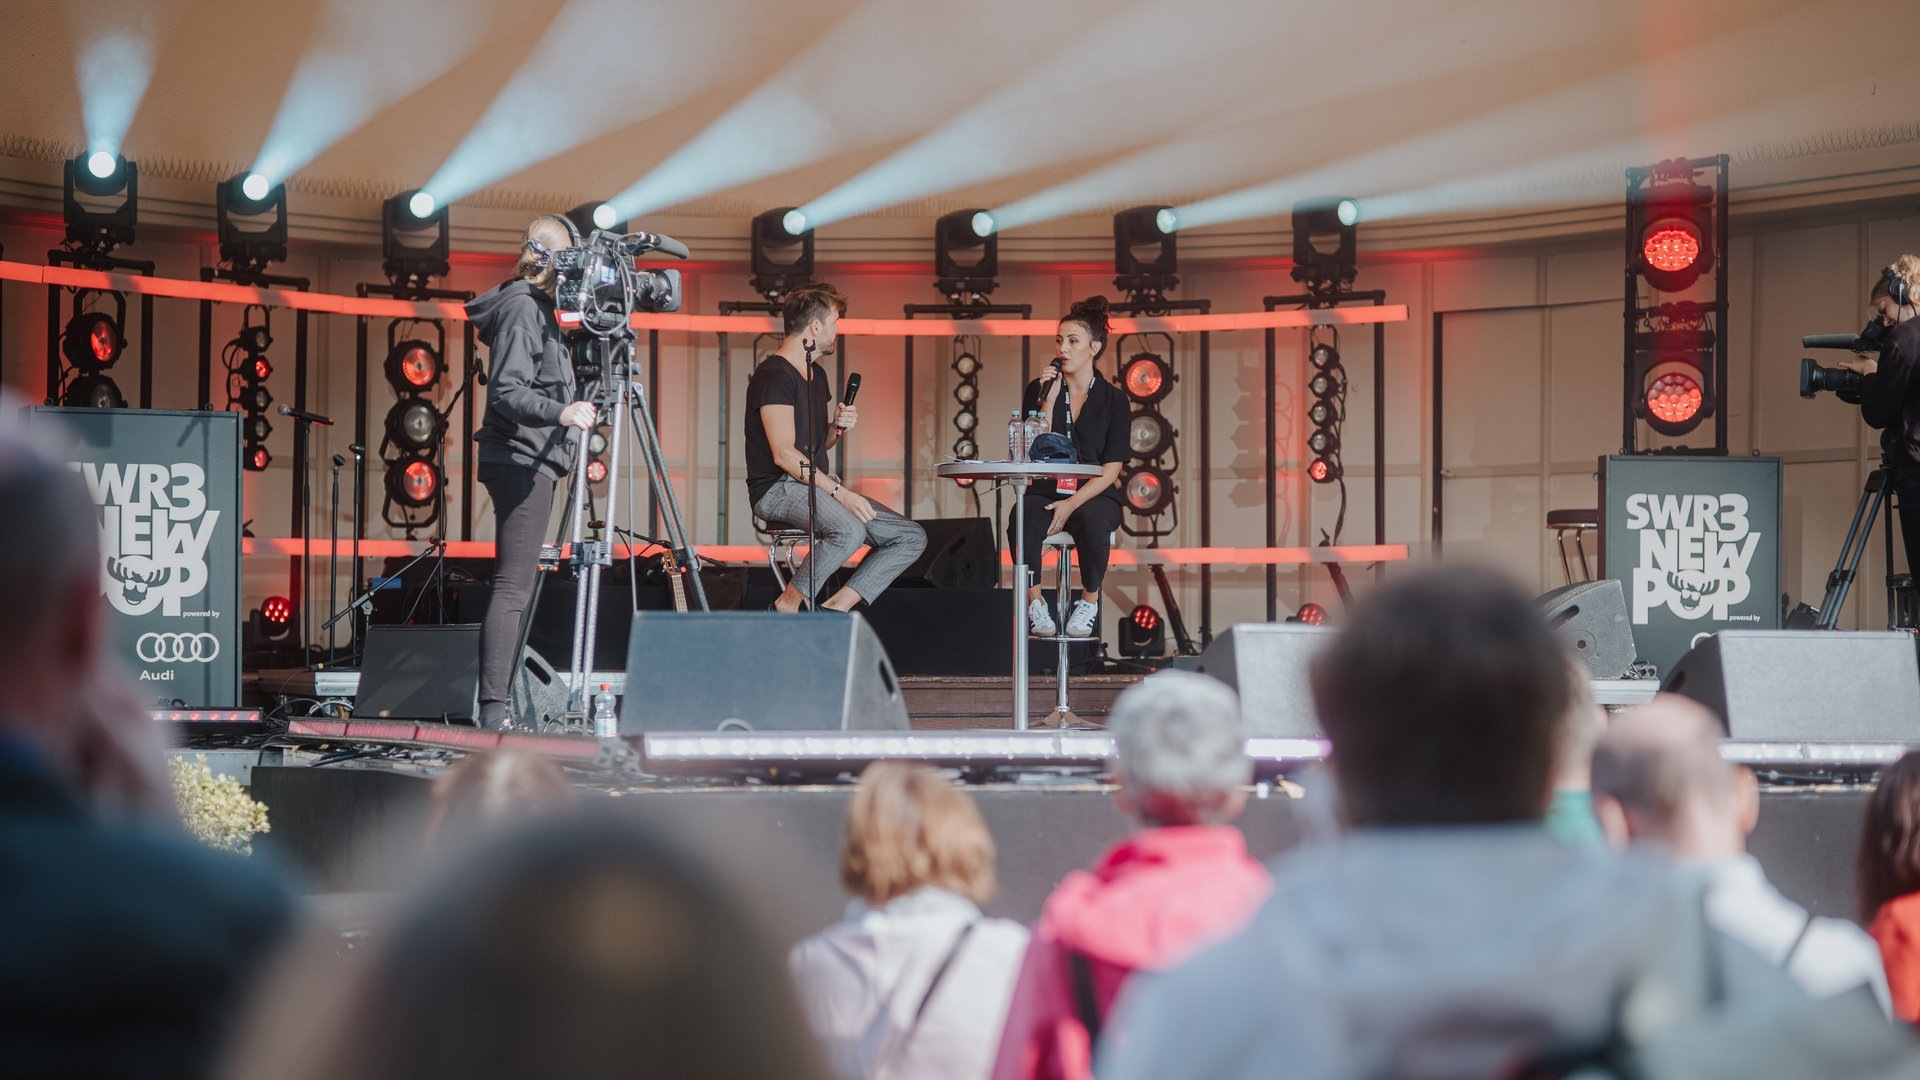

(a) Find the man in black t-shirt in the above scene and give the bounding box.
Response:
[745,283,924,611]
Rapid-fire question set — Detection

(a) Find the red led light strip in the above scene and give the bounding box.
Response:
[242,538,1407,566]
[0,260,1405,336]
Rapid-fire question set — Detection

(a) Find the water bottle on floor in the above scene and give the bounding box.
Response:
[592,683,619,738]
[1008,411,1027,461]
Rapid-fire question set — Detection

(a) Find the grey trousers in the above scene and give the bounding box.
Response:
[754,478,926,604]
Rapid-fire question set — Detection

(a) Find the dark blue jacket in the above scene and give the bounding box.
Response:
[0,739,294,1079]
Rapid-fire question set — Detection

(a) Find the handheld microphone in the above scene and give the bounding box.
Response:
[278,404,334,425]
[349,444,366,457]
[837,372,861,430]
[331,454,345,468]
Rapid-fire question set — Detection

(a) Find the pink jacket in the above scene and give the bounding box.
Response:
[989,825,1271,1080]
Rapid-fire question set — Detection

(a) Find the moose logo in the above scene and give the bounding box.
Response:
[73,462,219,617]
[1624,492,1759,623]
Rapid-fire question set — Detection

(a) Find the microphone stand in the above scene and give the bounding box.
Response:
[350,444,366,660]
[327,454,343,666]
[323,539,446,644]
[802,339,820,612]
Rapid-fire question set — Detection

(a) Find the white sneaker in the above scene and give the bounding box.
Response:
[1027,598,1058,637]
[1064,599,1098,638]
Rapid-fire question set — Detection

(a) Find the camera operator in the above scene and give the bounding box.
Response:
[1838,255,1920,574]
[466,215,598,732]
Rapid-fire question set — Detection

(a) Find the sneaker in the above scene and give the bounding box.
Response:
[1064,599,1098,638]
[1026,598,1058,637]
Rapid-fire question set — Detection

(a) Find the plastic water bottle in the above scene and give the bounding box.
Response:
[1008,411,1027,462]
[1025,411,1049,455]
[592,683,618,738]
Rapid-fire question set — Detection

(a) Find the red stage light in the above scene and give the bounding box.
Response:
[89,318,121,364]
[63,311,125,372]
[954,476,975,488]
[1307,458,1332,483]
[1121,353,1173,404]
[1293,602,1328,625]
[251,357,272,380]
[401,459,439,503]
[387,340,443,391]
[249,446,271,470]
[261,595,292,624]
[1131,605,1160,631]
[1645,369,1703,426]
[586,459,608,484]
[1643,225,1700,274]
[1123,466,1173,516]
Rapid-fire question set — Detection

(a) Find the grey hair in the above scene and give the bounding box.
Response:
[1107,671,1251,826]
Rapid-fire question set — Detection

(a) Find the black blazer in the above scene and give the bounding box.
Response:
[1022,373,1130,504]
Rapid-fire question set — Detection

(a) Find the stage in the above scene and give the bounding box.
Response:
[237,748,1876,949]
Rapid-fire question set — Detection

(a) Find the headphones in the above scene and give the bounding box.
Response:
[1884,264,1913,309]
[521,214,582,273]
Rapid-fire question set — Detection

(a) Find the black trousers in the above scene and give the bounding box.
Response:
[1897,471,1920,583]
[1008,492,1124,594]
[477,461,556,714]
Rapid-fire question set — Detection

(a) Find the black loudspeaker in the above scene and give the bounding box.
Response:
[618,611,909,733]
[1186,623,1332,737]
[1661,631,1920,740]
[896,517,997,589]
[355,624,480,722]
[1534,579,1637,679]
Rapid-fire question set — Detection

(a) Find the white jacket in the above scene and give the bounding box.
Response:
[791,887,1029,1080]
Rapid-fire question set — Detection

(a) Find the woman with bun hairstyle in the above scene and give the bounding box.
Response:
[1839,254,1920,576]
[1011,297,1130,639]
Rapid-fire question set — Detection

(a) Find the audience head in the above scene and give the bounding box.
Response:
[227,811,826,1080]
[1858,750,1920,922]
[1589,694,1754,858]
[1310,564,1572,826]
[840,761,997,907]
[1107,671,1251,827]
[426,751,580,851]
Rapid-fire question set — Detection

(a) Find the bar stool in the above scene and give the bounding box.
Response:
[1545,508,1600,584]
[761,522,812,608]
[1038,531,1100,728]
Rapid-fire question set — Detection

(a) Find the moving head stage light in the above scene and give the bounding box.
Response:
[553,229,688,336]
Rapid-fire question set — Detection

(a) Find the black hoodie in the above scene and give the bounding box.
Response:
[468,278,577,479]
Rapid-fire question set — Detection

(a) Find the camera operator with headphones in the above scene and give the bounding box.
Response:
[1838,255,1920,575]
[465,215,598,732]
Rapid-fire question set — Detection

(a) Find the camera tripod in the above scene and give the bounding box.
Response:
[555,327,708,726]
[1813,439,1906,630]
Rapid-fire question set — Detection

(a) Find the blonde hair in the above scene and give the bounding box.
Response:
[1870,254,1920,304]
[839,762,997,906]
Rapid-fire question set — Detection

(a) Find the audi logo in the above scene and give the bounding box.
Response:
[136,632,221,664]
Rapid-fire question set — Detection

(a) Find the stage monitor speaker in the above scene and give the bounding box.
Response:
[619,611,909,734]
[1660,630,1920,741]
[896,517,997,589]
[355,624,480,722]
[1187,623,1331,737]
[1534,579,1636,679]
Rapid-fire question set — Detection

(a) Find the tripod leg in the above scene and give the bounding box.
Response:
[1818,469,1891,629]
[628,379,709,610]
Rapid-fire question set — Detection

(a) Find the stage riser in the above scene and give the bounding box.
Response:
[251,767,1869,945]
